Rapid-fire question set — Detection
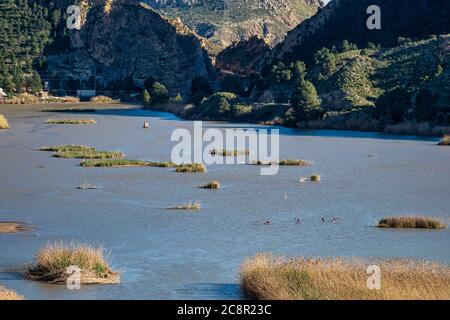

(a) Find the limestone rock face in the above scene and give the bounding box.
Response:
[46,0,216,98]
[143,0,322,48]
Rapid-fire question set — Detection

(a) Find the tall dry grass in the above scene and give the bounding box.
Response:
[241,254,450,300]
[90,95,118,103]
[0,114,9,129]
[438,135,450,146]
[378,216,447,229]
[26,242,119,284]
[46,119,96,124]
[0,93,39,104]
[0,286,24,300]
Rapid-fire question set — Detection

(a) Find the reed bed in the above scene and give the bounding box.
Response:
[0,93,39,104]
[46,119,96,124]
[378,216,447,229]
[39,145,96,152]
[0,114,9,129]
[80,159,176,168]
[25,242,119,284]
[241,253,450,300]
[53,150,123,159]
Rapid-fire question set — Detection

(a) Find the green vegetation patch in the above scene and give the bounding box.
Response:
[53,150,123,159]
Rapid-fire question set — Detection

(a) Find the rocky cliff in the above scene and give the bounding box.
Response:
[44,0,216,98]
[144,0,322,48]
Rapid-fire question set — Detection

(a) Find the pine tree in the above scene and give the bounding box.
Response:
[291,79,321,121]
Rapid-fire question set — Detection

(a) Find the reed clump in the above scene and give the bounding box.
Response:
[210,149,250,156]
[25,242,120,284]
[0,114,9,129]
[80,159,176,168]
[0,286,24,300]
[53,150,123,159]
[200,180,221,189]
[378,216,447,229]
[437,135,450,146]
[39,145,96,152]
[168,201,201,211]
[241,253,450,300]
[0,222,30,234]
[175,163,207,173]
[277,159,313,166]
[90,95,118,103]
[46,119,96,124]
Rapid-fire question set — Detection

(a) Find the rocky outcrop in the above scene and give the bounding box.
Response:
[216,36,271,76]
[45,0,216,98]
[143,0,322,48]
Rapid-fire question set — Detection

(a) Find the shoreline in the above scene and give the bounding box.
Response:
[1,101,445,140]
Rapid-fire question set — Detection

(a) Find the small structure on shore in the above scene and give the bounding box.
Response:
[0,88,7,100]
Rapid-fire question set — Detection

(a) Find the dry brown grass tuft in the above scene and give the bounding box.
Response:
[241,254,450,300]
[26,242,120,284]
[210,149,250,156]
[46,119,96,124]
[438,135,450,146]
[168,201,201,211]
[0,222,30,234]
[90,95,118,103]
[53,150,123,159]
[0,286,24,300]
[0,114,9,129]
[200,180,221,189]
[175,163,207,173]
[378,216,447,229]
[0,93,39,104]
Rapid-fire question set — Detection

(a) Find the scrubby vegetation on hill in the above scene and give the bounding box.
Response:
[183,34,450,135]
[0,0,54,95]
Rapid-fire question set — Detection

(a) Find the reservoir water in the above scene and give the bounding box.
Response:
[0,104,449,299]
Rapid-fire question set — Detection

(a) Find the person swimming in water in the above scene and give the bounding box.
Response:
[296,218,301,224]
[264,220,272,225]
[321,217,325,223]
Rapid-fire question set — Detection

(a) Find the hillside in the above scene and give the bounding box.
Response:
[185,35,450,134]
[144,0,322,48]
[267,0,450,66]
[0,0,216,98]
[0,0,52,94]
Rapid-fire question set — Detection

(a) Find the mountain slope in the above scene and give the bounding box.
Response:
[42,0,216,98]
[144,0,322,48]
[268,0,450,66]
